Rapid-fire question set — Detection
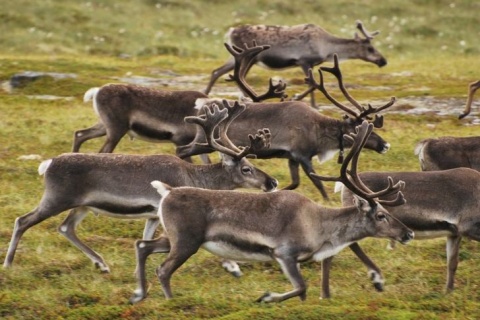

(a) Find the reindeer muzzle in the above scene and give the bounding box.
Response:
[376,58,387,67]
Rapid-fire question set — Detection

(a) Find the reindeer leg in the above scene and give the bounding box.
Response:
[349,242,384,292]
[58,207,110,273]
[256,256,307,303]
[155,243,198,300]
[446,235,461,292]
[4,204,65,268]
[204,58,235,94]
[321,256,333,299]
[281,159,301,190]
[130,236,172,304]
[300,63,317,108]
[300,160,330,200]
[99,129,127,153]
[72,122,107,152]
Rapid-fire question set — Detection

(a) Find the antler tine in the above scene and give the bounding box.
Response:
[378,191,406,207]
[311,121,405,206]
[459,80,480,119]
[225,42,287,101]
[310,121,375,201]
[217,99,248,153]
[303,67,359,117]
[320,54,365,112]
[355,20,380,40]
[357,97,396,121]
[185,103,246,158]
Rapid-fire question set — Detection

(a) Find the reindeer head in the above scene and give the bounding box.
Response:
[302,54,395,160]
[185,99,278,192]
[311,121,414,244]
[353,20,387,67]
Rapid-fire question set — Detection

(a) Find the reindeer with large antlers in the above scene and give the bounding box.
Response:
[178,44,395,200]
[3,101,277,272]
[327,167,480,298]
[129,121,413,304]
[204,20,387,107]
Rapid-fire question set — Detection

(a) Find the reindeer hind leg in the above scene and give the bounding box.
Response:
[58,207,111,273]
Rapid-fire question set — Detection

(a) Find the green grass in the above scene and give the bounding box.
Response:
[1,0,480,319]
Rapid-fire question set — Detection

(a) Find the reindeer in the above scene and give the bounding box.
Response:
[204,20,387,107]
[413,80,480,172]
[415,136,480,171]
[3,101,277,273]
[129,121,413,304]
[324,167,480,298]
[73,84,211,162]
[458,80,480,119]
[178,45,395,200]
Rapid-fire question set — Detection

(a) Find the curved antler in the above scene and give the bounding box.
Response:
[224,42,287,102]
[459,80,480,119]
[310,121,405,207]
[355,20,380,40]
[184,100,270,159]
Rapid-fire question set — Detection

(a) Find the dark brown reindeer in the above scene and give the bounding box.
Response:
[414,80,480,172]
[129,121,413,304]
[3,101,277,273]
[458,80,480,119]
[204,20,387,107]
[324,168,480,298]
[73,85,208,159]
[178,45,395,200]
[415,136,480,171]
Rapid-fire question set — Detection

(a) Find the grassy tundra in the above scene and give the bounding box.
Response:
[1,0,480,319]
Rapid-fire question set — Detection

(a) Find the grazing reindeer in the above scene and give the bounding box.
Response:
[204,20,387,107]
[326,168,480,298]
[129,121,413,304]
[415,136,480,171]
[458,80,480,119]
[73,84,209,162]
[178,48,395,200]
[3,101,277,273]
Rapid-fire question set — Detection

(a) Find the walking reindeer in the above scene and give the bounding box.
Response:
[179,44,395,200]
[204,20,387,107]
[328,168,480,298]
[3,101,277,273]
[129,121,413,304]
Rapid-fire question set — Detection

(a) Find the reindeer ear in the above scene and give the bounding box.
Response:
[353,195,373,214]
[220,153,236,166]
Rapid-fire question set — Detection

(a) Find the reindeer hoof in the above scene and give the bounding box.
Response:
[373,282,384,292]
[94,262,110,273]
[255,292,272,303]
[129,289,146,304]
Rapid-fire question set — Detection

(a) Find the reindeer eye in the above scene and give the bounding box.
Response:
[241,166,253,174]
[376,212,387,221]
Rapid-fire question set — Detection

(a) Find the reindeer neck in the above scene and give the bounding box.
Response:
[323,37,366,61]
[186,163,238,190]
[313,205,372,246]
[316,117,345,163]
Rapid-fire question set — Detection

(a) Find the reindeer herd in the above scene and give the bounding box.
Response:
[3,20,480,304]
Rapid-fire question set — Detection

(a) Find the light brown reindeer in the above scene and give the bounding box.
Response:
[129,121,413,304]
[327,168,480,298]
[204,20,387,107]
[179,45,395,200]
[3,101,277,273]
